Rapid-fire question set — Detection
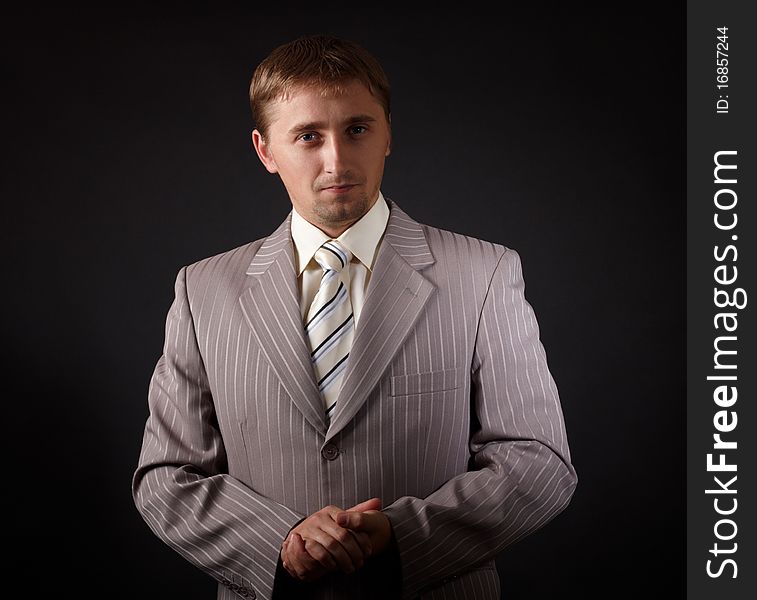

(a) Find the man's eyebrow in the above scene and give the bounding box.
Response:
[344,114,377,125]
[287,114,377,135]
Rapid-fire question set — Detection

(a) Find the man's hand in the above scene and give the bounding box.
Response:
[334,506,393,557]
[281,531,329,582]
[281,498,380,582]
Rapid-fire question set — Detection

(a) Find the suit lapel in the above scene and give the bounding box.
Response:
[238,213,328,434]
[325,199,436,441]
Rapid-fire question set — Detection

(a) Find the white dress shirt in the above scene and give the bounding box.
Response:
[290,191,390,328]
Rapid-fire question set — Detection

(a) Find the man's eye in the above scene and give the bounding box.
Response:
[299,133,317,142]
[350,126,367,135]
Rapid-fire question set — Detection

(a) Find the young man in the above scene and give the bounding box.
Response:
[133,35,578,600]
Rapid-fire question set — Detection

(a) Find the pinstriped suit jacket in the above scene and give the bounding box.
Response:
[132,196,578,600]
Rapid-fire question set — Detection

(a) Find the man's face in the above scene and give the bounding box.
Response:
[252,79,391,236]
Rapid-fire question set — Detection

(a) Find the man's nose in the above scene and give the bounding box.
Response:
[322,135,348,174]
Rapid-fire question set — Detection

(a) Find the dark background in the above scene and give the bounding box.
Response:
[4,4,684,598]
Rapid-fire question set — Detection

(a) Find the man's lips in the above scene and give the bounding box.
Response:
[322,184,358,193]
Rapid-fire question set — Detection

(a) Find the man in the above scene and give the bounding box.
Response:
[133,34,578,600]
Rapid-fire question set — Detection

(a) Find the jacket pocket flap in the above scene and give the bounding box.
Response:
[390,367,464,396]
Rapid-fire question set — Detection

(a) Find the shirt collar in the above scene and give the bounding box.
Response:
[290,191,390,276]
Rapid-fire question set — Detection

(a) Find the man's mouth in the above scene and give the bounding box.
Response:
[322,184,358,194]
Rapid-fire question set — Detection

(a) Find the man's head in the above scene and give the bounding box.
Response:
[249,35,392,237]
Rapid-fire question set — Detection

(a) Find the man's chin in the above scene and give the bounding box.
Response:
[315,192,370,224]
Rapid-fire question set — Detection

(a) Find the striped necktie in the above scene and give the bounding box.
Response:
[304,239,355,420]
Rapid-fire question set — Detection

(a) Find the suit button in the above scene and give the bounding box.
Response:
[321,443,340,461]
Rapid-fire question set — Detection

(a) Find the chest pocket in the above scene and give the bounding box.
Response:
[390,366,465,397]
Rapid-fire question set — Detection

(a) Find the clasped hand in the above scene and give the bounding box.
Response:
[280,497,391,582]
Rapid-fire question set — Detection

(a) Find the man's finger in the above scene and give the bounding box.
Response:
[285,532,307,579]
[288,532,325,581]
[303,537,338,570]
[345,497,382,512]
[336,510,367,529]
[310,522,367,572]
[336,509,384,534]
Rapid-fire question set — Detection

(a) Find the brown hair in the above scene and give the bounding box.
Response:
[249,35,391,138]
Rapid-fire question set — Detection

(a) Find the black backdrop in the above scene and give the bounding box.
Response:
[4,4,684,599]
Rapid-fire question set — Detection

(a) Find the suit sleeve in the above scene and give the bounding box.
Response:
[381,248,578,599]
[132,266,305,600]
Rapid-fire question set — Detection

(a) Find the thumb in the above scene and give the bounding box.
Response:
[346,497,382,512]
[291,532,306,551]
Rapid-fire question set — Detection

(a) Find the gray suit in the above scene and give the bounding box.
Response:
[132,197,578,599]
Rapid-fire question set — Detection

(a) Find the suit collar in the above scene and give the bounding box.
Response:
[240,197,436,440]
[246,196,434,276]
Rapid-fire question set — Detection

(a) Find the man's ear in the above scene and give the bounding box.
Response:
[251,129,278,174]
[385,114,392,157]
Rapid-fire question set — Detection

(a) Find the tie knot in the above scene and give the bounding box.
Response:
[314,240,352,273]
